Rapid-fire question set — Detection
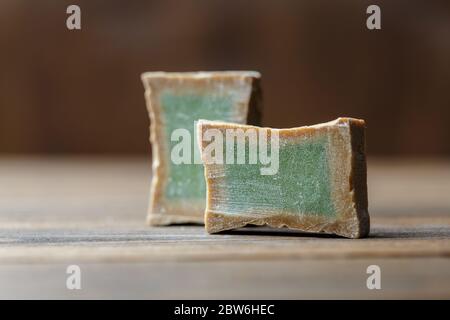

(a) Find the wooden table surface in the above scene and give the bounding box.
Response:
[0,156,449,299]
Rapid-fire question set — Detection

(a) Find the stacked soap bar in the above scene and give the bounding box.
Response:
[197,118,370,238]
[141,71,262,225]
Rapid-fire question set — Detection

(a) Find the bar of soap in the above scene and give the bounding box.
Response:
[141,71,262,225]
[197,118,370,238]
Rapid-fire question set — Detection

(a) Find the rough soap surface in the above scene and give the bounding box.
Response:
[141,71,262,225]
[198,118,370,238]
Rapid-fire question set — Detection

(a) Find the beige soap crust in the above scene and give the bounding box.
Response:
[141,71,262,226]
[198,118,370,238]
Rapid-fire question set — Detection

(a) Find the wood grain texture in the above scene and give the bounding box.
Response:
[0,157,449,298]
[1,258,449,299]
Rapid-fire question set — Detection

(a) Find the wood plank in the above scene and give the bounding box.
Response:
[1,258,449,299]
[0,221,449,263]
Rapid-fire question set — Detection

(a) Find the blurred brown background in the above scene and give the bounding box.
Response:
[0,0,449,156]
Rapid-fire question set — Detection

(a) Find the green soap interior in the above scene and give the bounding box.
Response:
[222,137,336,217]
[160,91,234,200]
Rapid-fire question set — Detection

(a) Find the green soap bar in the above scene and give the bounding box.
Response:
[197,118,370,238]
[141,71,262,225]
[222,137,335,216]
